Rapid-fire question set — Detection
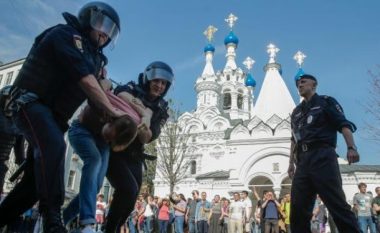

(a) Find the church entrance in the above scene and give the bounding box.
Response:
[248,176,274,199]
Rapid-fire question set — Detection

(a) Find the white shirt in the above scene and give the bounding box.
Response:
[230,200,245,220]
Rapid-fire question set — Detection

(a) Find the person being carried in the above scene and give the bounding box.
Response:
[63,69,140,233]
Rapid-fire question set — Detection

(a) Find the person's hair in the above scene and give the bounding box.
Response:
[376,186,380,192]
[242,190,249,195]
[358,182,367,189]
[110,115,138,148]
[233,192,240,196]
[97,194,104,198]
[192,190,199,195]
[179,193,186,202]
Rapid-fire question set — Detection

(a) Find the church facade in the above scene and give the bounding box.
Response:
[153,14,380,202]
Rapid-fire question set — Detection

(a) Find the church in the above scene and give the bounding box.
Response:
[152,13,380,202]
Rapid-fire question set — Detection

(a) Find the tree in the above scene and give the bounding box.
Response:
[154,102,194,193]
[142,141,158,194]
[365,66,380,142]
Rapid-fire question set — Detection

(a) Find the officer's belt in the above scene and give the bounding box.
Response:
[298,142,333,153]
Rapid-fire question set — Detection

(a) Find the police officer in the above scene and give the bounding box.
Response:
[104,61,173,233]
[0,2,123,233]
[288,74,360,233]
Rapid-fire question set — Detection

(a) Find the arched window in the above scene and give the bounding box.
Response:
[190,161,197,174]
[223,90,231,110]
[226,75,230,81]
[237,90,243,109]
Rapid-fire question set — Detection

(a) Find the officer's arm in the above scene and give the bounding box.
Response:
[341,127,360,164]
[79,75,121,117]
[341,127,356,149]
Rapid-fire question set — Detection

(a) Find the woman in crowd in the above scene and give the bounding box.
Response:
[220,198,230,233]
[208,195,222,233]
[104,61,174,233]
[157,198,171,233]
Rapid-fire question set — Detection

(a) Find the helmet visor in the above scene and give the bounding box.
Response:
[146,68,174,83]
[90,10,120,45]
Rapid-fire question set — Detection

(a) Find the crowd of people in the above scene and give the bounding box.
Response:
[84,184,379,233]
[0,184,379,233]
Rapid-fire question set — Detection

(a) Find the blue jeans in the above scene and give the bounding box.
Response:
[357,216,376,233]
[159,220,169,233]
[197,220,208,233]
[129,217,137,233]
[63,120,110,226]
[188,218,197,233]
[174,216,184,233]
[144,216,153,233]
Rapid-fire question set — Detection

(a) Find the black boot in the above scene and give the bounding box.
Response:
[42,209,67,233]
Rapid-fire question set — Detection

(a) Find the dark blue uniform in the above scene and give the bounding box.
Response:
[290,93,360,233]
[0,13,106,231]
[105,81,169,233]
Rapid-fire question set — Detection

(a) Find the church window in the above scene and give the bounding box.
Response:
[273,163,279,172]
[226,75,230,81]
[223,91,231,110]
[190,160,197,174]
[237,93,243,109]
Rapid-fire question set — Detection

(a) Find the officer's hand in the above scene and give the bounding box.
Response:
[141,116,151,129]
[347,149,360,165]
[287,163,295,179]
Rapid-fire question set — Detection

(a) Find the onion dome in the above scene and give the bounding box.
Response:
[245,73,256,87]
[204,43,215,53]
[224,31,239,45]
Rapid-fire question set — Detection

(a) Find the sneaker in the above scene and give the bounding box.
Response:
[81,225,96,233]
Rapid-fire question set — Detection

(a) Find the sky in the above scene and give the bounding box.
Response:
[0,0,380,165]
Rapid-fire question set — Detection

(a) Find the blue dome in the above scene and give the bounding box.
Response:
[245,73,256,87]
[224,31,239,45]
[204,44,215,53]
[294,68,305,81]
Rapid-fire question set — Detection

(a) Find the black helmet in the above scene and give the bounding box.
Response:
[78,1,120,47]
[139,61,174,97]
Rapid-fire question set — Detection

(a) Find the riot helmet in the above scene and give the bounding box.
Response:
[78,1,120,48]
[139,61,174,97]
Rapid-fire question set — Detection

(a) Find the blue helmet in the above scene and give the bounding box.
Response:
[139,61,174,97]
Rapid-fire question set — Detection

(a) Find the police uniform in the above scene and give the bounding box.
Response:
[290,93,360,233]
[0,12,106,229]
[105,81,169,233]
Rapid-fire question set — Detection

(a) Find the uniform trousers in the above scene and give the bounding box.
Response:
[290,147,360,233]
[105,153,143,233]
[0,102,66,226]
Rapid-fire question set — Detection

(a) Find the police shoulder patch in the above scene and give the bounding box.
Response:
[73,35,83,53]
